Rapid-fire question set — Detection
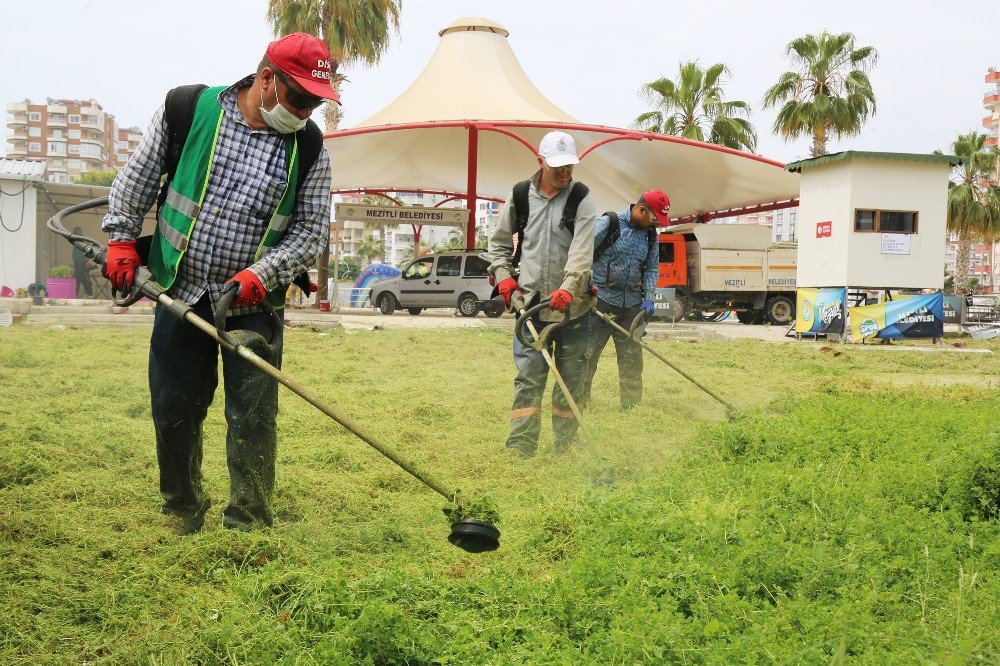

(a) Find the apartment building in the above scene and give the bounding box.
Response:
[712,207,799,243]
[477,200,501,238]
[985,67,999,151]
[5,98,141,183]
[945,232,996,291]
[985,67,999,184]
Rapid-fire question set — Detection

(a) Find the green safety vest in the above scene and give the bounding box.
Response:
[148,85,299,308]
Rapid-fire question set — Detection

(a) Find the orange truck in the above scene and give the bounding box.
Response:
[655,223,798,325]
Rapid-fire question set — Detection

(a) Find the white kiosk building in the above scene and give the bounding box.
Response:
[787,151,960,291]
[786,151,963,340]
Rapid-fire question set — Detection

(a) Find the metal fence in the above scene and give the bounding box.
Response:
[964,294,1000,324]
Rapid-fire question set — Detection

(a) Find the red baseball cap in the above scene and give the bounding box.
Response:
[641,189,671,224]
[266,33,341,104]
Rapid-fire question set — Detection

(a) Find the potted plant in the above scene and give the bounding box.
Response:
[46,265,76,300]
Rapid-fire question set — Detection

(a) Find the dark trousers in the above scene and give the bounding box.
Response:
[149,295,283,529]
[508,311,591,454]
[74,262,94,297]
[582,300,644,409]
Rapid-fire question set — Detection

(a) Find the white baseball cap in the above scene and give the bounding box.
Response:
[538,131,579,168]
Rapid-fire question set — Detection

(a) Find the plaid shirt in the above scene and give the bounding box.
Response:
[103,74,331,315]
[591,207,660,308]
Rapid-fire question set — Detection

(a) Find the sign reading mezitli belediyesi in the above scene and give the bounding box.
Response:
[333,203,469,228]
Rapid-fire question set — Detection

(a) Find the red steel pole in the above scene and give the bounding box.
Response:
[466,125,478,250]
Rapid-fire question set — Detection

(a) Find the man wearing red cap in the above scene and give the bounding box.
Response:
[581,190,670,411]
[102,33,338,533]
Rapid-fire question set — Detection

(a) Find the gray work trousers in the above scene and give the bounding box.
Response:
[582,299,644,410]
[507,311,591,454]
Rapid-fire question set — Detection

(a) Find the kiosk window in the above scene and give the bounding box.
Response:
[464,255,490,277]
[855,210,875,231]
[658,243,675,264]
[855,209,917,234]
[880,211,916,233]
[436,255,461,277]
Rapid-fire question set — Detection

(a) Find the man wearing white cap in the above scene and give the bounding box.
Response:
[102,33,338,533]
[486,130,597,457]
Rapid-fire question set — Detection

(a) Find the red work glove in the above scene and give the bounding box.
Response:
[497,277,521,307]
[227,269,267,307]
[103,240,141,293]
[548,289,573,312]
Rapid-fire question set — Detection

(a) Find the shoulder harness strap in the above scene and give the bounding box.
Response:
[157,84,209,212]
[593,211,621,260]
[559,181,590,234]
[640,228,659,279]
[293,119,323,198]
[510,179,531,269]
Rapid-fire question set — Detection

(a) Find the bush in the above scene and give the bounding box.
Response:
[49,265,73,278]
[947,437,1000,522]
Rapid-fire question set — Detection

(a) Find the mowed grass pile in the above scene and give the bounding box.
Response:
[1,321,999,663]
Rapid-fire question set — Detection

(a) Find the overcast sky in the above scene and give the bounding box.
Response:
[2,0,997,163]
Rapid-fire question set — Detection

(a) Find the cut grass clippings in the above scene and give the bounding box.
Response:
[1,323,999,663]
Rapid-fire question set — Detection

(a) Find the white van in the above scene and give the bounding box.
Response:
[369,251,503,317]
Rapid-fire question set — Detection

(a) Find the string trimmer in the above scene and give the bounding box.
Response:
[590,307,738,420]
[48,197,499,553]
[513,295,614,486]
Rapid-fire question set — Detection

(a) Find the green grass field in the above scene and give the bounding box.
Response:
[1,323,999,664]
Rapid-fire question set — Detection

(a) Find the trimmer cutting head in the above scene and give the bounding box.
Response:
[448,519,501,553]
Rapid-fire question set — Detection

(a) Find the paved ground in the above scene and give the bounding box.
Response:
[2,299,978,352]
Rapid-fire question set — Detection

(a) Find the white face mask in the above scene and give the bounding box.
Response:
[259,83,307,134]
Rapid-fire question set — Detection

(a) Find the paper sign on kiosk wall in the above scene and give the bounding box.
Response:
[881,233,911,255]
[816,221,832,238]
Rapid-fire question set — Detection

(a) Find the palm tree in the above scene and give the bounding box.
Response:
[266,0,402,132]
[266,0,401,306]
[360,194,389,261]
[631,61,757,152]
[356,234,385,264]
[400,243,431,264]
[943,132,1000,295]
[763,31,878,157]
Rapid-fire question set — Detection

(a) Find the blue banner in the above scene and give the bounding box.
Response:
[796,288,846,334]
[878,292,944,339]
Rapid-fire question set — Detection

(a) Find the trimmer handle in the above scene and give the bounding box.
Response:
[627,309,648,340]
[514,298,571,350]
[110,265,164,307]
[213,282,283,355]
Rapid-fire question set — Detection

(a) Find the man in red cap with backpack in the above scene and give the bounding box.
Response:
[102,33,337,533]
[581,189,671,411]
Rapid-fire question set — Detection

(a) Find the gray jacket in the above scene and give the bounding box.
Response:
[486,172,597,322]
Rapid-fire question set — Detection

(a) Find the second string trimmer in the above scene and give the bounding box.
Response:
[591,307,738,420]
[513,294,614,486]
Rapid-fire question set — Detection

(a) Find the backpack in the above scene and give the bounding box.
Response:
[594,210,658,273]
[509,179,590,268]
[140,83,324,293]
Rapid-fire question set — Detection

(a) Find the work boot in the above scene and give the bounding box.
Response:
[553,436,577,454]
[505,442,536,459]
[162,501,210,536]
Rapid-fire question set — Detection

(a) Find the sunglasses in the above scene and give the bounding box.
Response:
[274,71,325,111]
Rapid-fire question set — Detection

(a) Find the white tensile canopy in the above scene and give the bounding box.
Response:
[324,17,799,243]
